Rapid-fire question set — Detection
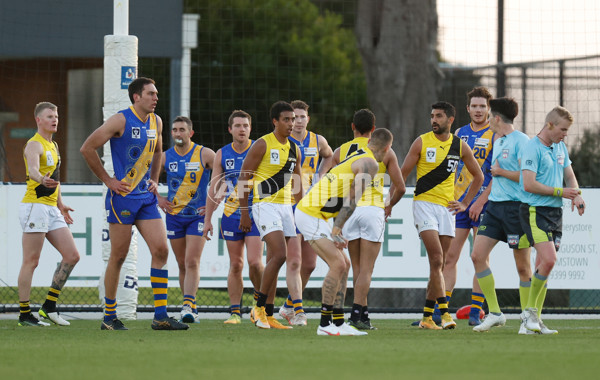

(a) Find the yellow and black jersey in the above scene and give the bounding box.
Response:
[414,131,461,207]
[298,147,376,220]
[253,132,299,204]
[22,133,60,206]
[338,137,386,208]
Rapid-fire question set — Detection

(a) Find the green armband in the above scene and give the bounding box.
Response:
[553,187,563,197]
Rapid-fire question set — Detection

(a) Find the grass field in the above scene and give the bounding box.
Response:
[1,318,599,379]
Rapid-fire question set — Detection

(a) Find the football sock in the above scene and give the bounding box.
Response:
[192,299,198,314]
[470,292,485,318]
[19,300,31,318]
[256,291,267,308]
[265,303,274,317]
[150,268,168,320]
[361,305,370,322]
[536,281,548,318]
[436,297,449,315]
[423,299,436,318]
[445,290,452,303]
[104,297,117,322]
[293,299,304,315]
[183,294,195,308]
[230,304,241,317]
[284,295,293,309]
[253,289,259,303]
[476,268,501,314]
[526,271,547,309]
[519,280,531,311]
[320,304,333,327]
[42,287,61,311]
[332,308,344,326]
[350,303,362,322]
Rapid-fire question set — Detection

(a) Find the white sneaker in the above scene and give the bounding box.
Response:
[521,308,541,332]
[39,308,70,326]
[472,312,506,332]
[337,322,368,336]
[279,304,295,323]
[317,322,340,336]
[518,320,535,335]
[539,320,558,334]
[290,312,307,326]
[180,305,195,323]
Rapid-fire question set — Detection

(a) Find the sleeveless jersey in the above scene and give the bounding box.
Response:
[164,143,210,217]
[415,132,462,207]
[288,130,319,193]
[454,123,494,202]
[339,137,386,208]
[221,140,254,218]
[298,147,377,220]
[110,106,158,198]
[253,133,298,205]
[22,133,60,206]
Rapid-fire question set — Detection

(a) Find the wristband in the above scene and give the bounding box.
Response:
[553,187,563,197]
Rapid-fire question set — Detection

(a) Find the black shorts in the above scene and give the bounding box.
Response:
[478,201,530,249]
[519,203,562,252]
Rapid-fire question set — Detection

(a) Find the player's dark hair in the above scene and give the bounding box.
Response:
[431,101,456,118]
[290,100,309,112]
[173,116,193,130]
[467,86,493,106]
[228,110,252,128]
[352,109,375,134]
[128,77,155,104]
[270,101,294,124]
[489,97,519,123]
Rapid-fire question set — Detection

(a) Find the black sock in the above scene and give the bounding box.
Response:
[424,299,436,317]
[361,305,370,322]
[350,303,362,322]
[265,304,274,317]
[256,292,267,307]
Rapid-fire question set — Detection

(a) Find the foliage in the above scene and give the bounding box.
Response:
[183,0,368,150]
[569,128,600,187]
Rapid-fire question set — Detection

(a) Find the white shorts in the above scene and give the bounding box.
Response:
[294,207,333,242]
[19,203,68,233]
[412,200,455,237]
[342,206,385,243]
[252,202,297,240]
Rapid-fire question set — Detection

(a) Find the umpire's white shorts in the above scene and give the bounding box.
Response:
[294,207,333,242]
[412,200,455,237]
[252,202,296,240]
[342,205,385,243]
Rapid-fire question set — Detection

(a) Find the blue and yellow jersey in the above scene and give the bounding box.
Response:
[288,130,319,193]
[22,133,60,206]
[111,106,158,198]
[415,132,462,207]
[338,136,386,208]
[221,140,254,218]
[454,123,494,202]
[164,143,211,217]
[298,147,377,220]
[253,133,299,205]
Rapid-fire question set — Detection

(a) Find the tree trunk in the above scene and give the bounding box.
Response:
[355,0,442,180]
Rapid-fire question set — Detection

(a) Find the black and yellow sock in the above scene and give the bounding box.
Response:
[253,289,259,303]
[320,304,333,327]
[256,291,267,308]
[332,308,344,326]
[42,287,61,311]
[19,300,31,318]
[423,299,436,317]
[437,297,449,315]
[350,303,362,322]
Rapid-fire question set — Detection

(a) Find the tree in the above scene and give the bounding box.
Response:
[182,0,368,149]
[355,0,441,175]
[569,128,600,187]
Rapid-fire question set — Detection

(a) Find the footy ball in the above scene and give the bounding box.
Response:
[455,305,485,319]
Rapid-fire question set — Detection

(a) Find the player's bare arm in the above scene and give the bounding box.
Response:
[80,113,130,194]
[400,137,422,180]
[331,147,341,166]
[238,138,266,232]
[292,145,304,203]
[203,149,226,240]
[24,140,59,188]
[384,149,406,220]
[316,135,334,178]
[148,115,163,192]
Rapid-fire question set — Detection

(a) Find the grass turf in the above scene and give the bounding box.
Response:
[1,318,599,379]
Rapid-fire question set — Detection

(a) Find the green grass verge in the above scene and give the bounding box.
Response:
[1,318,599,379]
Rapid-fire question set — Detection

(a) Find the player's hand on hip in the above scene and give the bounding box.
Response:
[203,221,213,241]
[107,177,130,195]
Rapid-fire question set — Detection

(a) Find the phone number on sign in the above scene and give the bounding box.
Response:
[549,270,585,281]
